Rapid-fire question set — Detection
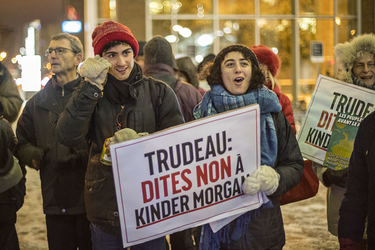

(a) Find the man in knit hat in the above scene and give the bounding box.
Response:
[143,35,202,123]
[54,21,184,249]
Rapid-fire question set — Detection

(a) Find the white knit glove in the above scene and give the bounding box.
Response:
[79,55,112,90]
[242,165,280,196]
[104,128,149,157]
[109,128,149,144]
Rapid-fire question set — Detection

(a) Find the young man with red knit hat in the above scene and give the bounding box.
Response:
[54,21,184,249]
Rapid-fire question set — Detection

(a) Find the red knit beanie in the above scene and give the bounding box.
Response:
[250,45,280,77]
[92,21,139,57]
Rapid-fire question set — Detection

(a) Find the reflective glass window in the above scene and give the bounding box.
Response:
[175,20,214,57]
[178,0,213,15]
[98,0,116,19]
[218,0,254,14]
[98,0,111,19]
[299,19,334,107]
[260,19,293,100]
[219,20,255,49]
[149,0,213,15]
[338,0,357,15]
[338,19,357,43]
[260,0,293,15]
[152,20,172,37]
[299,0,333,15]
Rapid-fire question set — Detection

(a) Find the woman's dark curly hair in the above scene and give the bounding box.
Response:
[199,44,265,93]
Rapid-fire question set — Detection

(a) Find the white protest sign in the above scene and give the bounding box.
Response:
[111,104,263,248]
[297,75,375,164]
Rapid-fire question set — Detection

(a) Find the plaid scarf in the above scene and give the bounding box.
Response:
[194,85,281,249]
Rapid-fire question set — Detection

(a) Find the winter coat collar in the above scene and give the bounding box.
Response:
[143,63,178,89]
[37,75,81,114]
[103,62,144,105]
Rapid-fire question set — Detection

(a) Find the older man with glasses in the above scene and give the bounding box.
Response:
[15,33,92,250]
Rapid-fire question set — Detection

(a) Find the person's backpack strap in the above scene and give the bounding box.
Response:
[148,77,163,131]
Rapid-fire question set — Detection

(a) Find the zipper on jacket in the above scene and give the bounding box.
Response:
[116,104,126,131]
[62,86,64,97]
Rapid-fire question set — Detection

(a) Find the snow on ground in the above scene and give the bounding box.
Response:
[16,168,339,250]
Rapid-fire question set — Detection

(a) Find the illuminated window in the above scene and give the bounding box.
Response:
[147,0,359,115]
[98,0,116,21]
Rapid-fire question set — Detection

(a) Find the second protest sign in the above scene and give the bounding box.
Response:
[297,75,375,164]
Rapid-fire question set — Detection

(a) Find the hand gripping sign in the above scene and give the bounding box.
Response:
[110,104,264,248]
[297,75,375,164]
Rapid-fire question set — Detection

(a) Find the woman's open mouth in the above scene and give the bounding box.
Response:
[234,77,244,84]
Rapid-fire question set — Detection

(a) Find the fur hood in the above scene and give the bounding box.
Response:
[334,34,375,83]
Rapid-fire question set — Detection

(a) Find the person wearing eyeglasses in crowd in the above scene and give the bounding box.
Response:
[15,33,92,250]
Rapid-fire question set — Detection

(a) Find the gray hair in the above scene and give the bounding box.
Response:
[51,33,83,56]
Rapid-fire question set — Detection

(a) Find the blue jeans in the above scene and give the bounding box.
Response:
[90,223,166,250]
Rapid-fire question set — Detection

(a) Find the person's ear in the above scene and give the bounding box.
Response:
[75,53,83,66]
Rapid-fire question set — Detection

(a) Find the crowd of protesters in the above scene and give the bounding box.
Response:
[1,19,375,250]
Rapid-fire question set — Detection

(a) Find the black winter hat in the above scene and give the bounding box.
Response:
[138,41,146,56]
[144,36,178,70]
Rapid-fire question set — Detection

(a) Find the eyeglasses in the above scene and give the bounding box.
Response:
[45,47,75,56]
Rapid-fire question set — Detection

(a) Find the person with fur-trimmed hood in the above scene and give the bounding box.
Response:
[312,34,375,250]
[336,33,375,249]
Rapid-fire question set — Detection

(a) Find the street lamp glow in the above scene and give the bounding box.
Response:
[173,25,183,32]
[165,35,178,43]
[223,27,232,34]
[0,52,7,59]
[62,21,82,33]
[197,34,213,47]
[195,55,203,63]
[179,28,192,38]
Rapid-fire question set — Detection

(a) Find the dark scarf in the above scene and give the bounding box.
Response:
[103,62,143,104]
[194,84,281,249]
[351,71,375,90]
